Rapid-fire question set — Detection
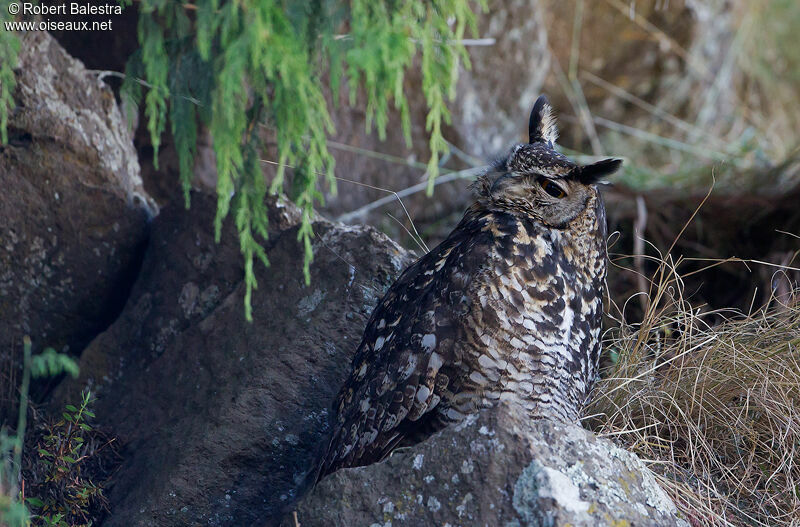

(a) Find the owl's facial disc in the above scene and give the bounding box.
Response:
[487,172,590,228]
[474,94,622,227]
[484,161,619,228]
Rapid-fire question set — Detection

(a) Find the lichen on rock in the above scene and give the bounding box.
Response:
[292,402,688,527]
[0,31,153,423]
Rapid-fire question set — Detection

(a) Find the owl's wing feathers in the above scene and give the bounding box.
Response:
[319,214,495,477]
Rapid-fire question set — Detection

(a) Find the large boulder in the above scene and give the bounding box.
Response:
[51,193,415,526]
[46,194,691,527]
[0,31,154,422]
[291,403,688,527]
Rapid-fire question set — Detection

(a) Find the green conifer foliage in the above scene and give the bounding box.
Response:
[0,0,20,145]
[0,0,485,320]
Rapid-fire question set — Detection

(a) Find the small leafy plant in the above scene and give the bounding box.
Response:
[0,338,79,527]
[25,391,108,527]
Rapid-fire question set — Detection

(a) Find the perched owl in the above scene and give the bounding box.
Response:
[318,96,621,480]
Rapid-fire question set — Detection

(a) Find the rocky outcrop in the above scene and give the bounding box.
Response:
[10,8,720,525]
[0,31,154,422]
[51,193,416,526]
[291,403,688,527]
[47,190,691,527]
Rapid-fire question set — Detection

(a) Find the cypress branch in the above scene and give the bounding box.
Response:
[1,0,486,321]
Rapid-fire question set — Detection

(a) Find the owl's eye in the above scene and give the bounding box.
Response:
[539,178,566,199]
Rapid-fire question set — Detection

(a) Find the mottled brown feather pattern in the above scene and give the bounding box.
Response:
[317,95,621,481]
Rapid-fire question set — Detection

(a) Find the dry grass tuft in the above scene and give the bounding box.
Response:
[588,249,800,526]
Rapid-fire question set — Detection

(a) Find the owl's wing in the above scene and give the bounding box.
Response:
[318,214,493,479]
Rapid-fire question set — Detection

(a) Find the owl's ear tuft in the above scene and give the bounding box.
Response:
[577,158,622,185]
[529,95,559,146]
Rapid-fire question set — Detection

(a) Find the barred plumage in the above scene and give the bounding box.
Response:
[318,95,621,480]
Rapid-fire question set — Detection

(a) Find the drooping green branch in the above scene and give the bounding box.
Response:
[122,0,486,320]
[0,0,485,321]
[0,0,21,145]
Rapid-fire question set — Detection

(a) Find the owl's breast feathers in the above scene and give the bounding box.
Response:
[318,194,606,479]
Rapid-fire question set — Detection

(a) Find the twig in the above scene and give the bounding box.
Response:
[603,0,705,79]
[326,140,437,172]
[330,174,432,252]
[336,166,485,223]
[550,53,604,155]
[602,0,760,130]
[680,257,800,274]
[258,157,436,253]
[317,233,360,270]
[568,0,585,82]
[89,70,203,106]
[592,116,734,163]
[444,139,484,167]
[333,34,495,47]
[580,70,729,150]
[665,177,715,258]
[386,212,428,254]
[412,38,497,47]
[634,195,649,313]
[776,229,800,240]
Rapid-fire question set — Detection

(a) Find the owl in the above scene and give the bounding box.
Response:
[318,96,621,480]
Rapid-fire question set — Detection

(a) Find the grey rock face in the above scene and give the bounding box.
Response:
[0,31,153,422]
[292,403,688,527]
[453,0,550,158]
[51,194,415,526]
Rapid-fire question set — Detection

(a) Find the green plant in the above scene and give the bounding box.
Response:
[0,1,485,320]
[0,0,20,145]
[0,338,79,527]
[0,435,29,527]
[25,391,106,527]
[121,0,485,320]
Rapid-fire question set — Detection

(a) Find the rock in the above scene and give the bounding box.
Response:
[50,193,415,526]
[452,0,550,159]
[290,402,688,527]
[0,31,154,422]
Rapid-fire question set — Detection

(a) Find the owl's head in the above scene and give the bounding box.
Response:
[473,95,621,228]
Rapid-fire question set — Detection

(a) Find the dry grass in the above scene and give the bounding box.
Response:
[558,10,800,520]
[588,251,800,526]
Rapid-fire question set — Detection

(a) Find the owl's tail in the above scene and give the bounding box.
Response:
[277,423,338,523]
[311,425,340,486]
